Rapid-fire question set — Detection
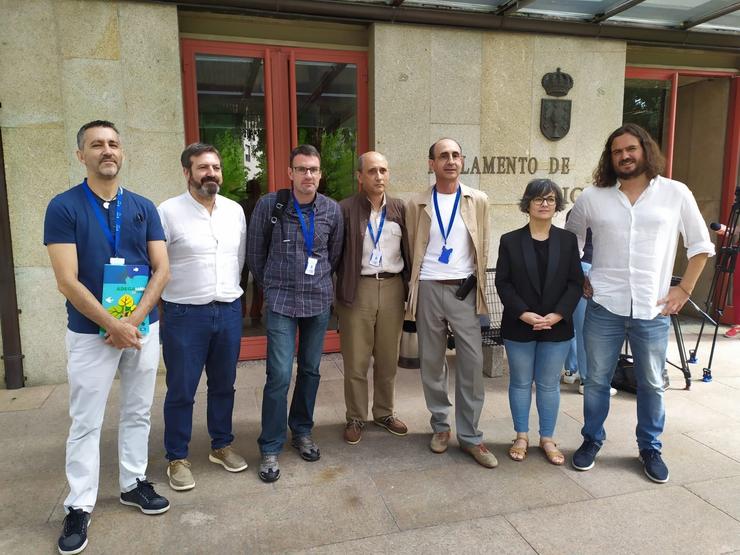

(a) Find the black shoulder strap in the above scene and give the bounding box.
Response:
[265,188,291,251]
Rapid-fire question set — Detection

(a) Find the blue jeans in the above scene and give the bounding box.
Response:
[582,299,670,450]
[504,339,571,437]
[258,308,331,455]
[565,262,591,378]
[162,299,242,460]
[564,296,588,378]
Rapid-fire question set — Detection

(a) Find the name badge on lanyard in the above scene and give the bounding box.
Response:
[433,185,460,264]
[293,196,317,276]
[367,206,386,268]
[83,179,125,265]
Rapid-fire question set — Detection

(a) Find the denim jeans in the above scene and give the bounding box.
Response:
[162,300,242,460]
[582,299,670,450]
[564,296,588,378]
[565,262,590,378]
[258,308,331,455]
[504,339,571,438]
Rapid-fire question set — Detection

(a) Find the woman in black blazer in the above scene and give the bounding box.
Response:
[495,179,583,465]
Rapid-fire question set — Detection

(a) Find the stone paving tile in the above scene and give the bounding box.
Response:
[8,339,740,554]
[298,515,536,554]
[0,474,66,528]
[0,384,54,412]
[682,381,740,421]
[0,403,70,442]
[329,428,458,475]
[685,475,740,521]
[372,454,592,530]
[0,431,66,483]
[506,486,740,555]
[57,480,398,554]
[562,387,737,445]
[716,376,740,389]
[686,423,740,463]
[562,432,740,499]
[0,523,59,554]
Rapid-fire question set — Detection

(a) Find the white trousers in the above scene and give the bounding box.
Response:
[63,322,160,513]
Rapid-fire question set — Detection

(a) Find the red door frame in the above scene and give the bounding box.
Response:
[181,38,369,358]
[626,67,740,323]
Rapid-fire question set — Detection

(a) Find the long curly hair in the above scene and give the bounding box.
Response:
[592,123,665,188]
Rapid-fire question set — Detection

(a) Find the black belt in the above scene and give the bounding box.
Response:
[362,272,399,280]
[434,279,466,285]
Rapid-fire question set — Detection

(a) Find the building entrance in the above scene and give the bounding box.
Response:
[624,68,739,324]
[181,39,368,359]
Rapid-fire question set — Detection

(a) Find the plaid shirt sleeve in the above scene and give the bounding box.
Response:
[246,194,272,287]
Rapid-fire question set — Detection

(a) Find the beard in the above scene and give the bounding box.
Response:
[614,157,647,180]
[190,176,221,198]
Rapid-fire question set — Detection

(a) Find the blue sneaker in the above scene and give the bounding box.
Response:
[58,508,90,555]
[119,479,170,515]
[572,440,601,471]
[639,448,669,483]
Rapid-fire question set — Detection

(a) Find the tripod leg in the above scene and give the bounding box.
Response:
[671,315,691,390]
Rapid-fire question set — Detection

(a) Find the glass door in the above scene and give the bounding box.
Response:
[181,39,368,359]
[624,67,740,324]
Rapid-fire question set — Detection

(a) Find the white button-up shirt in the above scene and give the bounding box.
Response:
[158,192,246,305]
[360,195,404,275]
[565,175,714,320]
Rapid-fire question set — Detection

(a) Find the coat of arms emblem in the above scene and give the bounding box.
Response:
[540,68,573,141]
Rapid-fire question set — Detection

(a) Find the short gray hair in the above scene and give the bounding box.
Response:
[76,120,119,149]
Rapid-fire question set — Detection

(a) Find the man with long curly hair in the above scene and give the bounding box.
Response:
[565,123,715,483]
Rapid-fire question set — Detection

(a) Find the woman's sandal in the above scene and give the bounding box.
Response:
[508,436,528,461]
[539,439,565,466]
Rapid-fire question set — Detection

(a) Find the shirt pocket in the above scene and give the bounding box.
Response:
[129,212,149,246]
[313,217,331,253]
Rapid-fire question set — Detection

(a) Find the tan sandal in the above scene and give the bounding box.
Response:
[539,439,565,466]
[508,435,528,461]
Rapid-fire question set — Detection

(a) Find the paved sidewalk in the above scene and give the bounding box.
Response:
[1,326,740,554]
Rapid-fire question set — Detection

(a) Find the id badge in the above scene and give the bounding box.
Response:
[369,248,382,267]
[438,246,453,264]
[305,256,318,275]
[110,257,125,265]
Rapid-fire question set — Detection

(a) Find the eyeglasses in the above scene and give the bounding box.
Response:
[532,196,557,206]
[292,166,322,175]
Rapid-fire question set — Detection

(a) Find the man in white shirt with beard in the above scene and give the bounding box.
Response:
[159,143,248,491]
[566,124,714,483]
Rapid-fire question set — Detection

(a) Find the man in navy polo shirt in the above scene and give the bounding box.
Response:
[45,120,171,555]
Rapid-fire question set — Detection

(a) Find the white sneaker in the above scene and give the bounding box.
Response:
[578,381,617,396]
[563,370,580,384]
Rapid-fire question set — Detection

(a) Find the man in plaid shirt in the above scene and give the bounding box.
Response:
[247,144,343,482]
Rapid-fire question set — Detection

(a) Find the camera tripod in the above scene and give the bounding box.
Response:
[684,185,740,383]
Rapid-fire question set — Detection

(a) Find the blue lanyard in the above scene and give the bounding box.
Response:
[292,195,315,258]
[433,185,461,246]
[366,206,386,248]
[82,179,122,256]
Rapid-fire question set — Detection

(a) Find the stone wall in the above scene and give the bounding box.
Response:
[0,0,185,385]
[371,23,626,262]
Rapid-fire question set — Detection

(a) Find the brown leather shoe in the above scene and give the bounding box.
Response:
[343,420,364,445]
[461,443,498,468]
[373,415,408,436]
[430,431,451,453]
